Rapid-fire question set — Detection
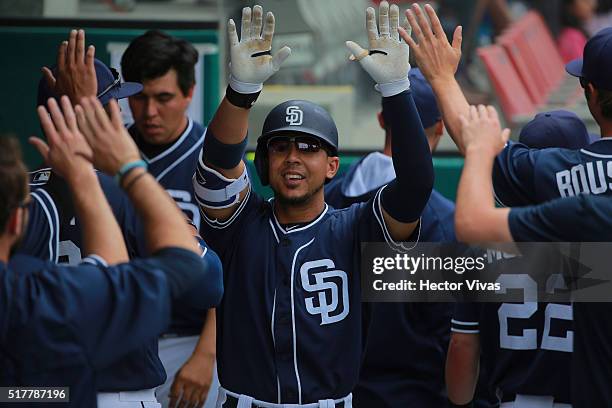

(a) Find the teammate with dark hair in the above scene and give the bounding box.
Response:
[400,4,593,406]
[121,29,218,408]
[193,3,433,406]
[1,95,222,407]
[451,104,612,408]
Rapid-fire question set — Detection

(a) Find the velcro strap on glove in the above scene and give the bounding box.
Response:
[375,77,411,97]
[229,73,263,94]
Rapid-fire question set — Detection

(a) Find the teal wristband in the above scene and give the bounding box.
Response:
[115,160,148,183]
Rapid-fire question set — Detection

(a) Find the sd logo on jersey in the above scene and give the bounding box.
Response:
[300,259,349,325]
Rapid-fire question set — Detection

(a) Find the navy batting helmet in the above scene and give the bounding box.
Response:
[254,100,339,185]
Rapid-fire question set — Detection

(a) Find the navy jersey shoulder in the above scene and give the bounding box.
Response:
[18,170,162,391]
[200,185,408,403]
[509,193,612,242]
[493,139,612,206]
[20,169,146,263]
[132,119,205,231]
[325,152,456,242]
[0,254,174,407]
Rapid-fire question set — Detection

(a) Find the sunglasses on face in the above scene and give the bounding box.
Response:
[267,136,324,154]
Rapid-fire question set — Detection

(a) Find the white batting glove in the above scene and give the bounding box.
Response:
[228,5,291,94]
[346,1,412,97]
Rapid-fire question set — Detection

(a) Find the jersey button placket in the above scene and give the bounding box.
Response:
[273,237,299,403]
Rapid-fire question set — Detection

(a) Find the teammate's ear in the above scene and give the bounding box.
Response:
[585,83,596,101]
[185,84,195,101]
[435,120,444,137]
[326,156,340,179]
[6,208,23,236]
[377,111,385,130]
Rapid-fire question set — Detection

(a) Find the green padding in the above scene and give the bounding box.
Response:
[245,154,464,202]
[0,26,218,170]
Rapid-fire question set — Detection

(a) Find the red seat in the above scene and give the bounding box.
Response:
[477,44,536,122]
[498,11,567,106]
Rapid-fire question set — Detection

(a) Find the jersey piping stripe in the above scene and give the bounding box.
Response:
[156,133,205,182]
[81,254,109,267]
[579,149,612,159]
[493,189,510,208]
[291,238,315,404]
[271,289,281,403]
[268,219,280,244]
[200,246,208,258]
[271,202,329,235]
[451,319,479,325]
[201,187,251,229]
[372,186,421,253]
[31,190,59,263]
[145,119,194,164]
[450,328,480,334]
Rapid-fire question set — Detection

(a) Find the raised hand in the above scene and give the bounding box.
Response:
[346,1,411,97]
[30,95,94,182]
[460,105,511,156]
[75,97,141,176]
[400,3,462,85]
[41,29,97,105]
[228,5,291,91]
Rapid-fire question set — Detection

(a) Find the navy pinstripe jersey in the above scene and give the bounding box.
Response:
[0,251,180,407]
[493,138,612,206]
[509,194,612,408]
[197,181,416,404]
[130,118,205,233]
[324,152,454,407]
[451,248,573,404]
[17,170,166,391]
[130,118,210,335]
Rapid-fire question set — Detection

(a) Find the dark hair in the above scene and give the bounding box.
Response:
[121,30,199,96]
[597,89,612,120]
[0,136,27,232]
[585,86,612,120]
[561,0,590,37]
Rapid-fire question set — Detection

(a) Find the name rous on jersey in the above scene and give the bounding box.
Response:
[556,160,612,197]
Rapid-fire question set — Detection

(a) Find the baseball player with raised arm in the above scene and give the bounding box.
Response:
[1,95,222,407]
[193,2,433,406]
[325,67,454,407]
[402,4,612,207]
[450,104,612,408]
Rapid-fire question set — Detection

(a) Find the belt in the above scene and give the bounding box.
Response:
[500,395,571,408]
[217,387,352,408]
[97,388,159,406]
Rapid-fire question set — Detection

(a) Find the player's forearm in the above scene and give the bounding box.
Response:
[123,169,200,255]
[192,309,216,359]
[456,149,511,242]
[430,77,470,154]
[208,97,250,146]
[68,169,129,264]
[446,333,480,404]
[381,90,434,223]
